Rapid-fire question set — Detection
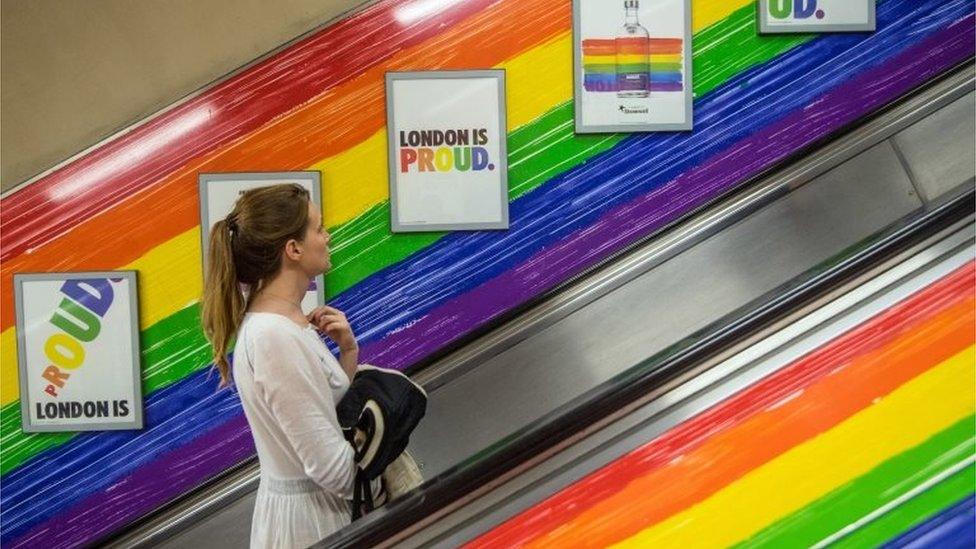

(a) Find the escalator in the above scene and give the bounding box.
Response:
[110,66,975,549]
[340,194,974,549]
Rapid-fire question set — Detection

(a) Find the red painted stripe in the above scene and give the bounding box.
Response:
[465,263,976,548]
[0,0,495,263]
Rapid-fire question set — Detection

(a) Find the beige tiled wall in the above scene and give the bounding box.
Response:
[1,0,367,192]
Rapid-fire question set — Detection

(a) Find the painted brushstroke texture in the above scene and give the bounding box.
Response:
[1,0,972,546]
[0,0,570,331]
[0,1,823,474]
[0,0,503,262]
[879,495,976,549]
[582,38,684,92]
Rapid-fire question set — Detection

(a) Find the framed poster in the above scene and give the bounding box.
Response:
[758,0,876,33]
[385,70,509,232]
[573,0,693,133]
[14,271,144,432]
[198,171,325,313]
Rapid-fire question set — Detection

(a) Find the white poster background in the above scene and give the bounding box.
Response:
[760,0,874,32]
[577,0,692,130]
[199,173,324,313]
[18,275,142,430]
[387,72,508,231]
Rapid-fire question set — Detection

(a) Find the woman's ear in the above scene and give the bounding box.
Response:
[284,239,303,261]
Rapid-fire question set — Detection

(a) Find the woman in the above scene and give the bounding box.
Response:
[201,183,361,548]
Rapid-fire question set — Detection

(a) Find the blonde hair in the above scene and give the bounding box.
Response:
[201,183,311,386]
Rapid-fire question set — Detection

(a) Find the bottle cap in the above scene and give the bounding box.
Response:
[625,0,639,8]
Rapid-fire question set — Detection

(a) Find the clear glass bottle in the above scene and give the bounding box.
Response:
[615,0,650,99]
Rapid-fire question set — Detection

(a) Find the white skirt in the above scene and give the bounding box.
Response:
[250,476,351,549]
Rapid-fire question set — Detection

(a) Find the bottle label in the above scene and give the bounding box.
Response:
[617,72,649,92]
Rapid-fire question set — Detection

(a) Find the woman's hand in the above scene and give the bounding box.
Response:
[307,305,358,353]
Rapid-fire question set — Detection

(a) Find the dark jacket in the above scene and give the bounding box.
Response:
[336,365,427,519]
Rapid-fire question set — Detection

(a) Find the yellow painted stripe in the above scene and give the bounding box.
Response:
[0,0,751,406]
[584,54,684,65]
[695,0,751,32]
[0,229,204,405]
[316,32,574,229]
[611,346,976,549]
[1,330,17,404]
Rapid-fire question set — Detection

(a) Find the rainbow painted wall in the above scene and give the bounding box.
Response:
[467,263,976,548]
[0,0,973,546]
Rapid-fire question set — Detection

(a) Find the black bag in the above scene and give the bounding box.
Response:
[336,365,427,519]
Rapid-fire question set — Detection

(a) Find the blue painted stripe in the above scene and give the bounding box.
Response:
[0,362,239,543]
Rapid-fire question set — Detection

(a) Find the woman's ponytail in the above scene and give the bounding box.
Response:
[201,217,245,386]
[199,183,311,387]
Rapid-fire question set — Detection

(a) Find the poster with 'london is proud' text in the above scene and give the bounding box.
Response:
[386,70,509,232]
[14,272,144,432]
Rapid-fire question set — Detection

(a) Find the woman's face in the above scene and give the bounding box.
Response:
[299,200,331,275]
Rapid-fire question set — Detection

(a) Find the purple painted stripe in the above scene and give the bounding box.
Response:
[358,15,976,369]
[9,414,254,548]
[583,82,685,92]
[649,82,683,92]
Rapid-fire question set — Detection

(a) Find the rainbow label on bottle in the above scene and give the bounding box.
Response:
[617,71,649,92]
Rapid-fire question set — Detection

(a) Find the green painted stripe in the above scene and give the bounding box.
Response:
[0,306,211,475]
[0,4,814,477]
[583,63,683,73]
[732,416,976,548]
[837,471,975,548]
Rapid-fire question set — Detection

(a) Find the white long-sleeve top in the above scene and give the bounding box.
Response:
[232,311,357,548]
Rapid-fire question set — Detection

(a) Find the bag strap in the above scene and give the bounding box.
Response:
[352,470,365,520]
[352,468,384,520]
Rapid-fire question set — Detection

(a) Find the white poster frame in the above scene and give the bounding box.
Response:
[14,271,144,432]
[197,171,326,313]
[573,0,694,134]
[385,70,510,233]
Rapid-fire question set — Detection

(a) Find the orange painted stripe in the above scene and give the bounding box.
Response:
[490,279,975,548]
[0,0,570,332]
[582,38,684,55]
